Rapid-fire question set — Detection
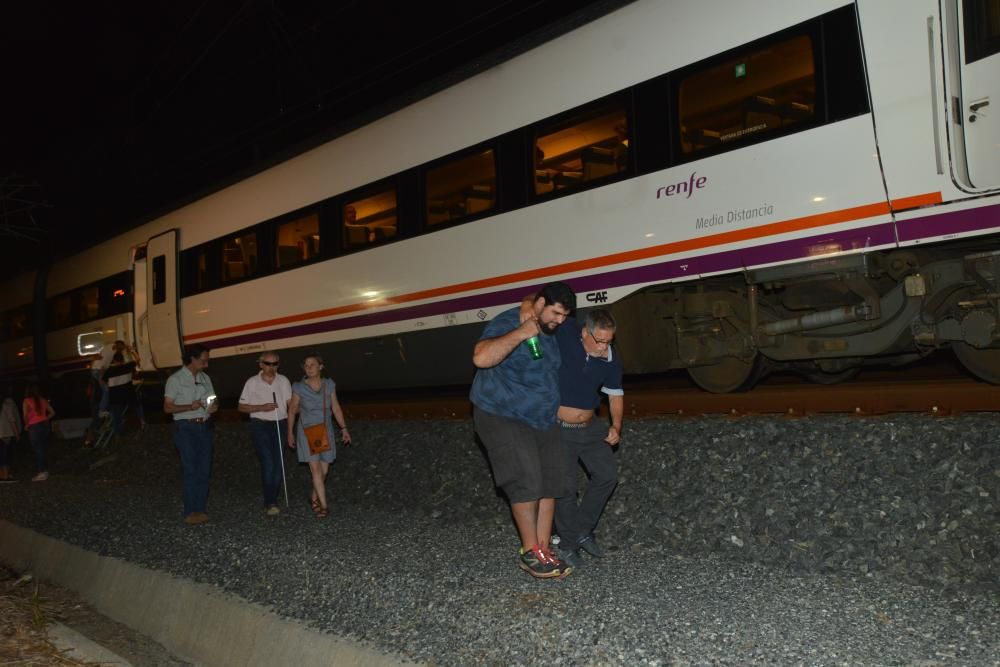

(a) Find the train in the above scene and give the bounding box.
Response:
[1,0,999,413]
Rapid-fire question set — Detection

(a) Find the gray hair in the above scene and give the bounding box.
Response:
[585,309,616,335]
[258,352,280,363]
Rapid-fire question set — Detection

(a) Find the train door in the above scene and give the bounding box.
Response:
[130,244,154,369]
[145,230,183,368]
[943,0,1000,190]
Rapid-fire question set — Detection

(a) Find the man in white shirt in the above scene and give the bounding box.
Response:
[238,352,292,515]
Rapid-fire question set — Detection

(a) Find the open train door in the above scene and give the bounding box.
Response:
[942,0,1000,190]
[130,243,154,369]
[145,230,184,368]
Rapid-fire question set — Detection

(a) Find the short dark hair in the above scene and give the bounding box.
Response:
[182,343,209,365]
[538,281,576,313]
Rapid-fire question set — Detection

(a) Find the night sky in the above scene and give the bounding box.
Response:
[0,0,630,280]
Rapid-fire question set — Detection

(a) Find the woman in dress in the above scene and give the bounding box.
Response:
[286,354,351,517]
[22,384,55,482]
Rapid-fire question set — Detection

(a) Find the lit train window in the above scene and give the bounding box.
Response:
[221,231,259,283]
[100,272,131,317]
[187,247,210,293]
[343,188,397,250]
[679,34,816,155]
[77,331,104,356]
[276,212,320,268]
[426,149,496,226]
[964,0,1000,63]
[534,104,629,196]
[77,285,99,322]
[48,294,73,330]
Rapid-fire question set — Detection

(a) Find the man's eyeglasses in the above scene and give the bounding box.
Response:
[587,330,613,346]
[260,361,279,366]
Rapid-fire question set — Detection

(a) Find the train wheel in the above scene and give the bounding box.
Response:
[802,367,861,385]
[953,343,1000,384]
[688,354,768,393]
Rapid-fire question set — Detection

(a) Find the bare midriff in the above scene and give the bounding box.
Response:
[557,406,594,424]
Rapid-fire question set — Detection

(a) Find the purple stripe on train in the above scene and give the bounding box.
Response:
[895,200,1000,242]
[202,221,899,351]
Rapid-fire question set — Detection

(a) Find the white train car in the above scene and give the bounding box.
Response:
[1,0,998,408]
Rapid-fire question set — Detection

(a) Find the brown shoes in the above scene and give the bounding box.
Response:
[184,512,209,525]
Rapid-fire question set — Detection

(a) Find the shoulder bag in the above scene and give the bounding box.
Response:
[303,381,331,455]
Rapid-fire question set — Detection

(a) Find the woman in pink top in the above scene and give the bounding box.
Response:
[23,384,55,482]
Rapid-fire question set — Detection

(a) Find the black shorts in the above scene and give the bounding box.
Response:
[474,407,566,503]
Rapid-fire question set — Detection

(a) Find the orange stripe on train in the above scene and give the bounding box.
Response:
[185,192,942,342]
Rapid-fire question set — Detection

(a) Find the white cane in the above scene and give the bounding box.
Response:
[273,391,289,507]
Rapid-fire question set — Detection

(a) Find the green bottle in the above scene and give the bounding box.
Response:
[525,335,543,360]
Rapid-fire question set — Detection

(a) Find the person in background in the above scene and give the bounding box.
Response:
[0,387,22,481]
[470,281,576,579]
[103,351,138,437]
[163,344,218,525]
[129,344,147,431]
[82,361,103,447]
[95,340,123,418]
[238,352,292,516]
[22,384,55,482]
[287,353,351,519]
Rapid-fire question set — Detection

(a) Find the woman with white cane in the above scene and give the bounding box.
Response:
[237,353,293,516]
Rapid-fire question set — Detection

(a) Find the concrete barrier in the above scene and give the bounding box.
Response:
[0,520,412,666]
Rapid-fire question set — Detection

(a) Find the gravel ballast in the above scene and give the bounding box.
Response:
[0,413,998,665]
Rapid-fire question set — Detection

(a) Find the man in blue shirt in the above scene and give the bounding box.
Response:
[470,281,576,579]
[551,309,623,567]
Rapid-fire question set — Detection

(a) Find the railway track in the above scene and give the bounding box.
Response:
[338,358,1000,420]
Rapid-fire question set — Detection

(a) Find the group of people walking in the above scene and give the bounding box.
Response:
[471,281,624,578]
[6,281,618,569]
[164,344,351,526]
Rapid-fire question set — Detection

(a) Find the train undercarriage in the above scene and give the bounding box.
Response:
[613,240,1000,392]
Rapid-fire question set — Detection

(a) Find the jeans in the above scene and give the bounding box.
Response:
[250,418,286,506]
[110,403,126,435]
[98,383,109,414]
[554,421,618,546]
[174,420,213,516]
[28,421,50,473]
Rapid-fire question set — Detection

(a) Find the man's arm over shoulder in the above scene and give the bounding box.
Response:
[473,317,539,368]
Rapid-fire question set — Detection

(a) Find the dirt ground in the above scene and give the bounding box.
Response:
[0,564,189,666]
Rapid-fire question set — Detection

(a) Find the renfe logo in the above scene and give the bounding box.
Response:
[656,172,707,199]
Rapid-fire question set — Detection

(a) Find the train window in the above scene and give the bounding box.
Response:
[77,285,100,323]
[426,149,496,226]
[964,0,1000,63]
[276,212,320,268]
[100,273,130,317]
[343,188,397,250]
[221,231,259,283]
[678,34,816,155]
[8,306,32,339]
[153,255,166,304]
[184,246,212,294]
[533,103,629,196]
[48,294,73,330]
